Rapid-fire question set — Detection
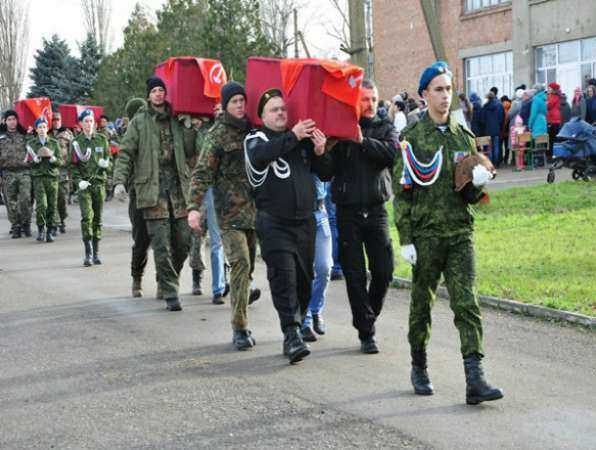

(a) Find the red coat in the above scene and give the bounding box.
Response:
[547,92,562,125]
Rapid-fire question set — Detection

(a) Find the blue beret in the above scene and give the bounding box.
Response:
[418,61,452,96]
[34,116,48,128]
[78,109,94,122]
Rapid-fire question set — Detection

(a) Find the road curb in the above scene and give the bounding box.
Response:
[392,277,595,329]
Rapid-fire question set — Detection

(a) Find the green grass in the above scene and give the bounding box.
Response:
[387,181,596,317]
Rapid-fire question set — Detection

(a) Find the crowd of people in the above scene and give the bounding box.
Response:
[0,60,506,406]
[378,78,596,171]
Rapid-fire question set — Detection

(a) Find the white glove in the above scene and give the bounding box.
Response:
[472,165,493,187]
[78,180,90,191]
[33,155,41,164]
[400,244,417,265]
[49,156,57,163]
[114,184,128,202]
[98,158,109,169]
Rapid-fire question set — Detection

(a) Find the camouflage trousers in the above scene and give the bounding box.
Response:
[189,231,205,272]
[4,170,32,226]
[78,183,105,241]
[409,233,484,357]
[33,176,58,228]
[221,229,256,331]
[128,188,152,279]
[55,179,69,224]
[146,217,190,300]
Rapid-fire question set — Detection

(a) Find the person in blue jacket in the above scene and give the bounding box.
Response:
[481,92,504,166]
[529,84,548,138]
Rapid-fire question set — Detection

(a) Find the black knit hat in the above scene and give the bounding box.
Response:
[257,88,283,117]
[3,109,18,120]
[146,76,167,98]
[220,81,246,111]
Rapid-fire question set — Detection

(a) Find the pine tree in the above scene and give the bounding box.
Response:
[76,32,102,102]
[28,35,76,103]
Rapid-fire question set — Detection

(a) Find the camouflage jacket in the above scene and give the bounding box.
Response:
[69,132,111,185]
[188,113,255,230]
[0,132,29,171]
[52,127,74,180]
[27,136,63,178]
[392,112,484,245]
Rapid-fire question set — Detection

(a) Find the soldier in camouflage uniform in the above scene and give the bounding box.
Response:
[188,82,259,350]
[51,112,74,234]
[114,77,196,311]
[393,61,503,405]
[70,109,111,266]
[0,110,32,238]
[98,115,119,201]
[27,117,63,243]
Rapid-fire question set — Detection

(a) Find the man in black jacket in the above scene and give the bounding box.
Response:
[329,79,398,354]
[244,89,333,364]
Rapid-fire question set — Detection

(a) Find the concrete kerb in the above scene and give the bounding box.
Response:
[392,277,596,329]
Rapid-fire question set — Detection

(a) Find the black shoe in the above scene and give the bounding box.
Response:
[330,271,344,281]
[312,314,326,335]
[46,228,55,243]
[222,282,230,297]
[83,240,93,267]
[360,335,379,354]
[411,350,434,395]
[132,277,143,298]
[166,297,182,311]
[50,227,57,237]
[233,329,256,350]
[192,269,203,295]
[301,326,318,342]
[36,226,45,242]
[464,355,504,405]
[212,292,225,305]
[11,225,21,239]
[59,222,66,234]
[23,223,32,237]
[92,239,101,264]
[249,288,261,305]
[283,326,310,364]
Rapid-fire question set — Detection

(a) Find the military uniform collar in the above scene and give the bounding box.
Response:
[83,131,95,141]
[420,111,459,134]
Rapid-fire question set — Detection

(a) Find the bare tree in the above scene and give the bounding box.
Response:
[82,0,113,55]
[0,0,30,109]
[326,0,350,53]
[260,0,305,57]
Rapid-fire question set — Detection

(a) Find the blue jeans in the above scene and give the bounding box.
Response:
[489,136,501,167]
[324,185,342,275]
[206,188,226,295]
[304,210,333,328]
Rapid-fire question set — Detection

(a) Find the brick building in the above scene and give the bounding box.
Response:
[372,0,596,101]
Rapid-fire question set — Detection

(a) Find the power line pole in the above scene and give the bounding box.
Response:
[348,0,368,73]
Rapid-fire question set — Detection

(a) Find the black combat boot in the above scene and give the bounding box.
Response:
[301,325,318,342]
[191,269,203,295]
[132,276,143,298]
[59,222,66,234]
[36,225,45,242]
[46,227,55,243]
[463,354,504,405]
[83,240,93,267]
[92,239,101,264]
[312,314,326,335]
[360,335,380,354]
[22,223,32,237]
[233,329,256,350]
[283,326,310,364]
[165,297,182,311]
[411,350,434,395]
[11,225,22,239]
[249,288,261,305]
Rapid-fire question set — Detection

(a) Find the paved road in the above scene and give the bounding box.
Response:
[0,198,594,450]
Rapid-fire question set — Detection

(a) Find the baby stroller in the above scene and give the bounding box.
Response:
[547,117,596,183]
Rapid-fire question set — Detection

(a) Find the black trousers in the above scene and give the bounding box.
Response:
[257,211,315,332]
[128,188,151,279]
[337,205,394,339]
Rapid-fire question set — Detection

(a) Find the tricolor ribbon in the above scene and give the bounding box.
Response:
[24,145,39,164]
[399,141,443,187]
[72,141,91,163]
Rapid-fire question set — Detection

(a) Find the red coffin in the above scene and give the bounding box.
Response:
[58,104,104,128]
[155,57,227,117]
[245,57,364,140]
[14,98,53,129]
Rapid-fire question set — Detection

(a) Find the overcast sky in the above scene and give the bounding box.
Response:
[23,0,345,94]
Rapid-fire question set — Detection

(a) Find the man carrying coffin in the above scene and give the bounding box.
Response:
[244,89,333,364]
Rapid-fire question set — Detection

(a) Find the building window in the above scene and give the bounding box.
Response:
[535,37,596,96]
[464,0,510,13]
[466,51,513,98]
